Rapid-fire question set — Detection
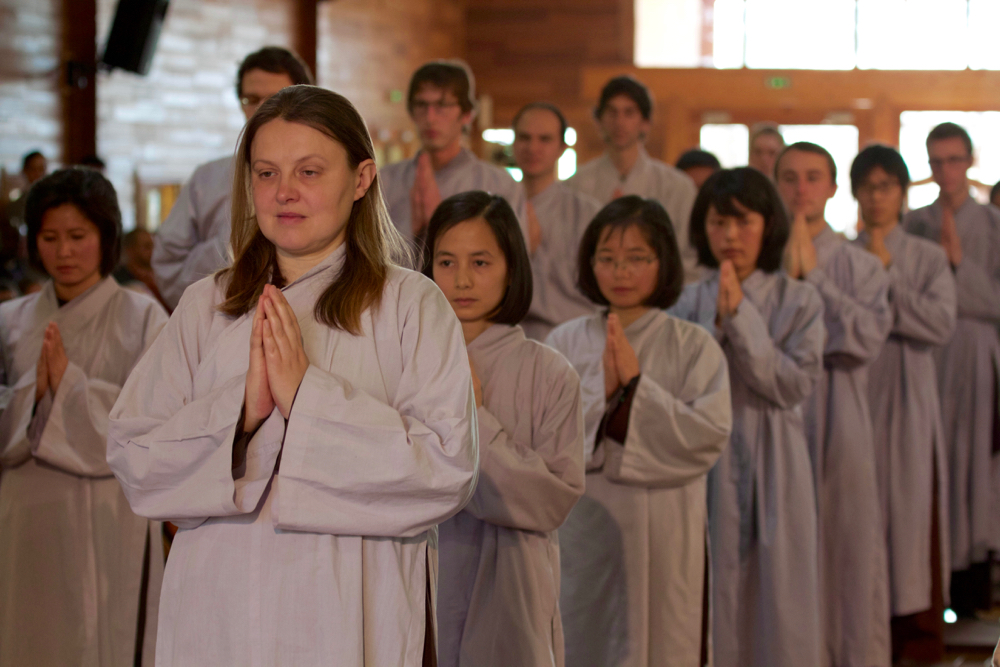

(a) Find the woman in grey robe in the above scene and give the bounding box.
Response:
[0,168,168,666]
[671,168,825,667]
[424,191,585,667]
[547,196,732,667]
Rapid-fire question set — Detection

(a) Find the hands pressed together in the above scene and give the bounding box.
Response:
[784,213,818,280]
[939,205,963,268]
[715,259,744,328]
[603,313,640,400]
[409,153,443,238]
[35,322,68,403]
[243,284,310,434]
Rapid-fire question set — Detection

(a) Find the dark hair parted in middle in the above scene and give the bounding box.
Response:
[690,167,789,273]
[849,144,911,196]
[594,76,653,121]
[25,166,122,276]
[407,60,477,116]
[236,46,315,98]
[421,190,533,325]
[577,195,684,309]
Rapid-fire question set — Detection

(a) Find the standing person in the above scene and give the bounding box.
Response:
[424,191,585,667]
[0,167,168,666]
[748,123,785,180]
[903,122,1000,616]
[152,46,314,309]
[107,86,478,666]
[4,150,49,230]
[671,167,825,667]
[512,102,601,340]
[547,196,732,667]
[776,142,893,667]
[114,228,168,309]
[380,60,531,248]
[568,76,698,281]
[852,145,957,664]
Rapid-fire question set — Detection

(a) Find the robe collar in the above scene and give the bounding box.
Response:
[811,222,842,268]
[599,145,652,183]
[35,275,121,339]
[277,242,348,292]
[467,322,523,357]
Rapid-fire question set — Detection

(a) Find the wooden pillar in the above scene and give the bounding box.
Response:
[295,0,319,78]
[870,98,901,148]
[661,97,692,165]
[61,0,97,164]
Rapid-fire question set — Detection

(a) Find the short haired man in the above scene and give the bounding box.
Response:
[903,122,1000,617]
[568,75,699,281]
[776,141,892,667]
[511,102,601,340]
[379,60,529,247]
[748,123,785,180]
[152,46,313,309]
[675,148,720,189]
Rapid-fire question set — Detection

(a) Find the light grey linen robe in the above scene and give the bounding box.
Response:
[546,309,732,667]
[0,277,168,667]
[152,156,233,309]
[904,198,1000,570]
[380,148,528,243]
[803,225,893,667]
[107,245,479,667]
[853,225,957,616]
[671,269,825,667]
[568,147,698,282]
[437,323,585,667]
[521,182,602,341]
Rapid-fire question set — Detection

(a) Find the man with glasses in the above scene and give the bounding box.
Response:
[904,122,1000,619]
[152,46,313,309]
[379,60,530,248]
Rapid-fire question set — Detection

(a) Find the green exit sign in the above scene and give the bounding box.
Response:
[766,76,791,90]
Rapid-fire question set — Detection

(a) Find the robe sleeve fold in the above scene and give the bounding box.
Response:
[0,364,41,468]
[462,365,585,534]
[805,263,891,366]
[953,257,1000,323]
[601,333,732,487]
[886,254,957,345]
[721,289,824,409]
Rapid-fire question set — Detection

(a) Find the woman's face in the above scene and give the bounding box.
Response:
[432,217,508,326]
[251,118,373,262]
[592,224,660,310]
[705,199,766,280]
[37,204,102,293]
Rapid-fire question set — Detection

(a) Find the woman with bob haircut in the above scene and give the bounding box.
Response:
[671,167,825,667]
[422,190,585,667]
[0,167,168,666]
[546,195,732,667]
[107,86,478,666]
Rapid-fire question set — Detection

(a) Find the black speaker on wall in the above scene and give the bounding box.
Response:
[101,0,170,75]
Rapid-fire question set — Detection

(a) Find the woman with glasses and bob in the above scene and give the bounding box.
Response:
[670,167,825,667]
[852,144,957,664]
[545,195,731,667]
[108,86,478,666]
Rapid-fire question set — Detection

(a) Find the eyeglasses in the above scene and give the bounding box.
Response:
[592,255,658,273]
[929,155,971,169]
[410,100,461,116]
[856,180,900,198]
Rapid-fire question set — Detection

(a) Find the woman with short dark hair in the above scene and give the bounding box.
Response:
[672,167,825,666]
[0,166,168,666]
[547,194,732,667]
[423,190,585,667]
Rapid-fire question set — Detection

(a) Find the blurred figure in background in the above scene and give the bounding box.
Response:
[676,148,721,190]
[114,228,167,309]
[748,124,784,181]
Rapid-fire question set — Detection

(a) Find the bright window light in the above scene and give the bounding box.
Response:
[483,129,514,146]
[700,124,750,168]
[944,608,958,624]
[565,128,577,147]
[558,149,577,180]
[506,167,523,182]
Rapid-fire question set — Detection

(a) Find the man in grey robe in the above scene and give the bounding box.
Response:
[379,60,530,248]
[903,122,1000,616]
[568,76,698,281]
[511,102,601,340]
[777,142,893,667]
[152,46,314,309]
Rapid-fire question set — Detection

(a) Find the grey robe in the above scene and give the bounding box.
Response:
[671,269,825,667]
[853,225,957,615]
[546,309,732,667]
[904,198,1000,570]
[108,246,479,666]
[803,225,893,667]
[380,148,528,243]
[568,147,698,282]
[152,156,233,309]
[521,182,602,341]
[437,324,585,667]
[0,277,168,667]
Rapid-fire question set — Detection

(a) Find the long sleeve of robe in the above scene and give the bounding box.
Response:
[905,199,1000,570]
[151,156,233,309]
[855,225,957,616]
[108,245,478,667]
[0,277,168,667]
[546,309,731,667]
[437,324,585,667]
[671,269,825,667]
[802,226,893,667]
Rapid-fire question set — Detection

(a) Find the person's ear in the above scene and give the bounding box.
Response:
[354,159,376,201]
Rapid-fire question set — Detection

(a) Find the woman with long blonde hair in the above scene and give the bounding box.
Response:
[108,85,478,666]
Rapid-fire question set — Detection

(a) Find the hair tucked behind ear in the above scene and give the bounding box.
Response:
[216,85,409,334]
